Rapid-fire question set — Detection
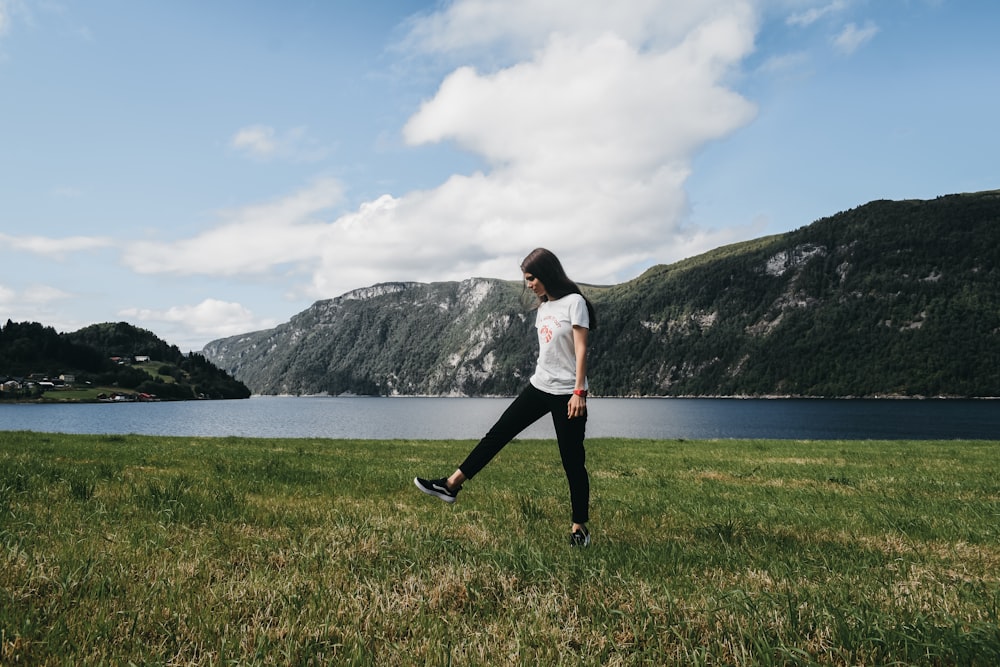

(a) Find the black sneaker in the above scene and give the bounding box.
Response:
[414,477,461,503]
[570,525,590,547]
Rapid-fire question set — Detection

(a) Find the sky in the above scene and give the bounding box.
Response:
[2,0,998,352]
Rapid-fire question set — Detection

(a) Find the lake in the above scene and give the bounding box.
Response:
[1,396,998,440]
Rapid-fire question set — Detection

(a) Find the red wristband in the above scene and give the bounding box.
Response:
[573,389,588,397]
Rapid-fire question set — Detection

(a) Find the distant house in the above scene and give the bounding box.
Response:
[60,374,75,384]
[135,356,151,363]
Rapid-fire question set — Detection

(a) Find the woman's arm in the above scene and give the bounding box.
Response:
[568,325,589,419]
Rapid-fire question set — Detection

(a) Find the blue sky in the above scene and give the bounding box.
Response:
[2,0,998,351]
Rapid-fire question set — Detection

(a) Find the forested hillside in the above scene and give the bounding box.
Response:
[204,191,1000,397]
[0,321,250,400]
[591,192,1000,396]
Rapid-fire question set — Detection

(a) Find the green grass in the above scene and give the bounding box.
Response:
[133,360,179,383]
[1,432,998,665]
[37,386,119,401]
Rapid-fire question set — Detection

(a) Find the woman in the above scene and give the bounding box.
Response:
[415,248,596,547]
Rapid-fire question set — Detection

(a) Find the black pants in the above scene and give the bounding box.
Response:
[459,383,590,524]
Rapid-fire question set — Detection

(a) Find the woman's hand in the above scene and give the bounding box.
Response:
[568,393,587,419]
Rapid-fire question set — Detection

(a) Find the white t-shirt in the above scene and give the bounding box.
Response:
[529,292,590,395]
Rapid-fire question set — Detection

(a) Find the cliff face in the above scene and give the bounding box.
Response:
[202,278,538,396]
[205,191,1000,398]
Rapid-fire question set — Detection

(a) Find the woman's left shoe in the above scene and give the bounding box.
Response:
[569,525,590,547]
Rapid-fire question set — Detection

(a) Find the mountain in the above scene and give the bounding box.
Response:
[1,321,251,400]
[203,191,1000,398]
[66,322,251,399]
[202,281,539,396]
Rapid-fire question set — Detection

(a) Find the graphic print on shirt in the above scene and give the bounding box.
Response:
[538,315,562,345]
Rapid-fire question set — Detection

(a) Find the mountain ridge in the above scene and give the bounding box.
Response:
[203,191,1000,398]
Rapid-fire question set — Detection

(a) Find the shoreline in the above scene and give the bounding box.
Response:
[5,393,998,405]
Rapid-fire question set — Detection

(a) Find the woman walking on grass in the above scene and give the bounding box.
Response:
[415,248,596,547]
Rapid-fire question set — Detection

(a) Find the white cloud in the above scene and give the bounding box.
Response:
[378,1,758,286]
[0,0,37,39]
[126,2,762,302]
[121,178,344,276]
[0,284,16,303]
[231,125,278,157]
[0,282,74,328]
[120,299,278,349]
[0,232,113,258]
[23,284,73,303]
[756,50,810,77]
[404,28,754,171]
[404,0,748,59]
[0,283,73,307]
[833,20,878,54]
[786,1,848,28]
[230,124,329,162]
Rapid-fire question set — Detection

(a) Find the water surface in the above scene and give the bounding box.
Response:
[2,396,997,440]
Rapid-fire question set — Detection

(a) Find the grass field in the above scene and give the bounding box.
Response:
[1,431,998,665]
[35,386,123,402]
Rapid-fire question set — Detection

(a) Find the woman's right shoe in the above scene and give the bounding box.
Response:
[570,525,590,547]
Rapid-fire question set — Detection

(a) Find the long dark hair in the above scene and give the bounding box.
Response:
[520,248,597,330]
